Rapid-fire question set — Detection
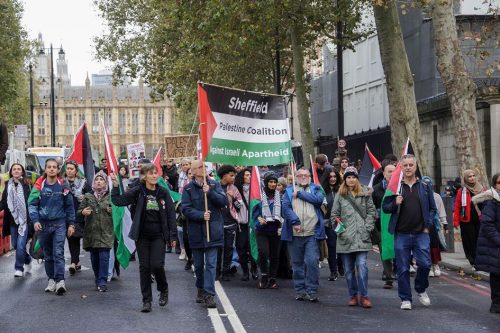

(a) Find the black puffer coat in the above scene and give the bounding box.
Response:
[475,189,500,274]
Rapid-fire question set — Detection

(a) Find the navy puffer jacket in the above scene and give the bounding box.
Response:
[475,189,500,274]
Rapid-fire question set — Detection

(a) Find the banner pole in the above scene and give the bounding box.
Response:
[202,157,210,242]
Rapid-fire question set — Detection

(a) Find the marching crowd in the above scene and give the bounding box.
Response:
[1,152,500,315]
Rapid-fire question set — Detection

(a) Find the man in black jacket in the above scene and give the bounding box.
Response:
[162,158,179,191]
[372,160,396,289]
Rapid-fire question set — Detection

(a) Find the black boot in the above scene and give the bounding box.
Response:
[184,260,192,271]
[250,262,258,280]
[159,290,169,306]
[141,302,152,313]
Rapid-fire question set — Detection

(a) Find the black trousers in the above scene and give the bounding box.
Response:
[217,225,237,276]
[67,236,81,265]
[236,224,250,274]
[491,273,500,310]
[136,237,167,303]
[460,220,480,265]
[182,221,192,261]
[256,232,281,279]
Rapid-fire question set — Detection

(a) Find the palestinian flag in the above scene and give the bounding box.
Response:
[102,120,135,268]
[153,147,182,202]
[310,155,326,196]
[380,138,416,260]
[359,143,381,187]
[248,166,261,262]
[66,122,95,187]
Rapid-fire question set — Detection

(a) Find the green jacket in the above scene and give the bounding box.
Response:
[78,192,114,250]
[331,187,376,254]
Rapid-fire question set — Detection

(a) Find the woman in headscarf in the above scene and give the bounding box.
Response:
[253,171,282,289]
[78,171,114,292]
[0,163,32,277]
[422,176,448,277]
[453,169,484,267]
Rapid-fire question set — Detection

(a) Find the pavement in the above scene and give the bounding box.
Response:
[0,242,499,333]
[440,241,490,281]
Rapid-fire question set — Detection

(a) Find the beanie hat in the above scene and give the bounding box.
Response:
[343,166,358,179]
[264,171,278,185]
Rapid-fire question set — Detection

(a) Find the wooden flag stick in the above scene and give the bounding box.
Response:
[202,159,210,242]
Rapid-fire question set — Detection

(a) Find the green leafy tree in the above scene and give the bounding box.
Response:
[0,0,31,129]
[94,0,370,164]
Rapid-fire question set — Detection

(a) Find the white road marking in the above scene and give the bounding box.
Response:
[208,308,227,333]
[215,281,247,333]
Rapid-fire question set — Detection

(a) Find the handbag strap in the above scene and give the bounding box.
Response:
[344,194,367,220]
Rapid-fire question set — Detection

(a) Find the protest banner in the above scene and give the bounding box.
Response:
[127,142,145,178]
[197,83,292,166]
[164,134,198,159]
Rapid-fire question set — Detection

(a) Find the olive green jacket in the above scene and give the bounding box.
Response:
[78,192,114,250]
[331,187,376,254]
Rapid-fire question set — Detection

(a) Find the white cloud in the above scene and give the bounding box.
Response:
[21,0,113,85]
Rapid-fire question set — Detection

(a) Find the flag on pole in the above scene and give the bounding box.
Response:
[248,166,261,262]
[66,122,95,187]
[380,138,417,261]
[310,155,326,196]
[359,143,381,187]
[153,147,182,202]
[102,120,135,268]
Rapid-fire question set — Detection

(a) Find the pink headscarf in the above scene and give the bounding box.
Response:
[92,171,109,200]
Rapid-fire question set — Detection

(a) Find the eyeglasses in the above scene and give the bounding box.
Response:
[296,174,310,178]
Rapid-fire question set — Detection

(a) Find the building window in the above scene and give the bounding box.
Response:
[78,111,85,125]
[92,111,99,133]
[38,113,45,135]
[119,112,126,134]
[105,111,112,134]
[145,109,152,134]
[132,113,138,134]
[158,111,164,135]
[66,112,73,135]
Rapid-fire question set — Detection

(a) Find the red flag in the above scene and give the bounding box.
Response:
[310,155,320,186]
[101,119,119,175]
[387,138,410,194]
[153,147,163,177]
[359,143,381,187]
[197,84,218,160]
[66,122,95,185]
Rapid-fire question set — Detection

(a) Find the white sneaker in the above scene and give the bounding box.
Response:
[178,249,186,261]
[409,265,416,274]
[428,268,435,277]
[14,270,23,277]
[45,279,56,292]
[418,292,431,306]
[401,301,412,310]
[24,263,32,274]
[433,265,441,277]
[55,280,67,295]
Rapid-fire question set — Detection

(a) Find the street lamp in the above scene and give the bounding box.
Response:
[29,64,34,147]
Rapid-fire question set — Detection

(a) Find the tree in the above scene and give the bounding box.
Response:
[95,0,370,163]
[0,0,31,129]
[372,0,429,175]
[428,0,489,186]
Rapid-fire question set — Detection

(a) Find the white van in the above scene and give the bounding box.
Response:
[27,147,70,168]
[2,150,43,179]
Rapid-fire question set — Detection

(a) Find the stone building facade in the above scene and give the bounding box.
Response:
[34,76,174,158]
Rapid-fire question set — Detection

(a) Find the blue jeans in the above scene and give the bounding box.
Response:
[10,225,31,271]
[90,248,111,287]
[38,223,66,282]
[395,232,431,302]
[288,235,320,295]
[177,226,184,249]
[341,252,369,297]
[192,246,219,296]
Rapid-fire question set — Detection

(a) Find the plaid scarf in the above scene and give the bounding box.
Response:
[7,179,27,236]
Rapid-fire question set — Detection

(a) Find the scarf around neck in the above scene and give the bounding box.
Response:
[7,178,27,236]
[261,188,282,223]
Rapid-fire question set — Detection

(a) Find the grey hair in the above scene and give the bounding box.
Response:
[400,154,417,163]
[139,163,158,183]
